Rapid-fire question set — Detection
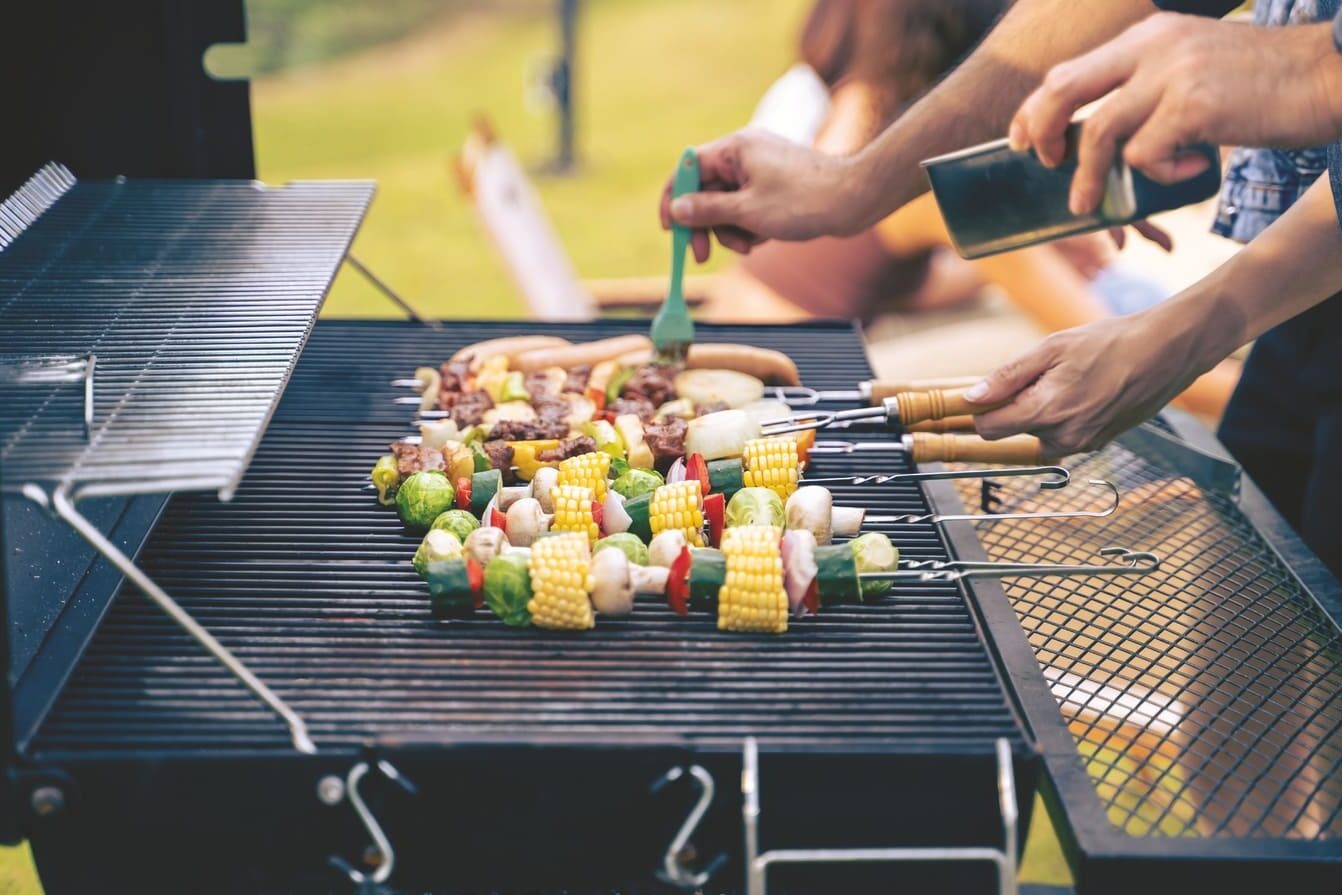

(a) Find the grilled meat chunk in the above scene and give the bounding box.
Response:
[608,396,656,422]
[536,435,597,463]
[438,361,471,397]
[446,389,494,427]
[487,419,570,442]
[562,364,591,393]
[532,395,571,425]
[481,440,517,484]
[644,417,688,464]
[621,364,677,407]
[391,442,446,476]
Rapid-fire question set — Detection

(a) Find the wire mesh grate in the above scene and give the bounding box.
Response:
[956,443,1342,839]
[0,166,373,499]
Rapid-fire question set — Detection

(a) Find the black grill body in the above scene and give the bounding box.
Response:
[18,320,1036,894]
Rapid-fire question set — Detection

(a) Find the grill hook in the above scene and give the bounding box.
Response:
[328,759,417,890]
[650,764,727,889]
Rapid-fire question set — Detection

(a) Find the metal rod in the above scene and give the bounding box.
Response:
[744,735,1019,895]
[803,465,1070,490]
[83,352,96,442]
[869,546,1160,583]
[344,254,442,331]
[651,765,723,889]
[35,483,317,754]
[864,478,1120,526]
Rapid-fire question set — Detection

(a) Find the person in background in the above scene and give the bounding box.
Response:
[701,0,1239,419]
[660,0,1342,572]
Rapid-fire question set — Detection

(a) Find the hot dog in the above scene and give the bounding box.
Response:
[450,336,571,371]
[511,334,654,373]
[614,343,801,385]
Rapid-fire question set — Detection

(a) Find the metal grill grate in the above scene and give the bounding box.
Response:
[30,320,1027,759]
[956,444,1342,840]
[0,166,373,499]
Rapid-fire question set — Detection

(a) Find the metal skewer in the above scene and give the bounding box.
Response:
[862,478,1119,526]
[865,546,1159,583]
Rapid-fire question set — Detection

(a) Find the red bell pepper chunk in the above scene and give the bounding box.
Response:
[586,386,607,414]
[466,557,485,608]
[803,578,820,615]
[666,546,693,615]
[703,492,725,548]
[455,476,472,511]
[686,452,709,496]
[592,500,604,530]
[489,507,508,531]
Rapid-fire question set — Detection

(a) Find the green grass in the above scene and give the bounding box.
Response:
[252,0,810,320]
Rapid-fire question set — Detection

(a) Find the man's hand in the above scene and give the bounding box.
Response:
[965,299,1242,457]
[659,129,871,262]
[1009,13,1342,215]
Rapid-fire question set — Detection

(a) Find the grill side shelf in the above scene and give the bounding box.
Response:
[0,167,375,758]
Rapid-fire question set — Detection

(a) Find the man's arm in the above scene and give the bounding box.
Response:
[662,0,1155,260]
[968,177,1342,457]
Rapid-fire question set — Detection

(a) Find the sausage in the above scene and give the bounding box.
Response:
[511,334,653,374]
[450,336,571,370]
[613,343,801,385]
[686,344,800,385]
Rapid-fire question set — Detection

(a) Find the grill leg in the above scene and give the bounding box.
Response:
[28,482,317,754]
[742,736,1019,895]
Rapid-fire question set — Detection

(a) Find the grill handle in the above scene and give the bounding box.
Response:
[889,387,1008,425]
[908,432,1045,465]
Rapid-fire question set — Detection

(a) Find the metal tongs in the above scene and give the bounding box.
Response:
[866,546,1159,583]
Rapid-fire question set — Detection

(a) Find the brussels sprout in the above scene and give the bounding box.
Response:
[396,470,456,531]
[726,487,785,528]
[413,529,464,578]
[594,532,650,567]
[611,467,664,501]
[484,552,533,627]
[850,532,899,599]
[371,455,401,506]
[431,509,479,543]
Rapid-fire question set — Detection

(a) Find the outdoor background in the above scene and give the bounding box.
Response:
[0,0,1108,889]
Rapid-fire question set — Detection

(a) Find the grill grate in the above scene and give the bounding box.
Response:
[0,165,373,499]
[956,445,1342,840]
[29,320,1026,759]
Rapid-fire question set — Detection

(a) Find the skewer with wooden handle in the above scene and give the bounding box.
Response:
[773,376,981,406]
[807,432,1047,464]
[764,386,1011,437]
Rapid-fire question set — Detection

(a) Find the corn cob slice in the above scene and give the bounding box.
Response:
[551,484,600,544]
[741,437,801,499]
[650,481,705,547]
[526,531,596,630]
[718,525,788,634]
[556,450,610,502]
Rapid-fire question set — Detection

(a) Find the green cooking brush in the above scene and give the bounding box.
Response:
[651,146,699,364]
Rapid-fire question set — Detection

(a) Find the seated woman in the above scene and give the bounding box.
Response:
[701,0,1240,420]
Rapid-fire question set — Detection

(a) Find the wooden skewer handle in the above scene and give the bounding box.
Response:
[867,376,980,403]
[906,415,977,433]
[910,432,1045,465]
[892,387,1008,424]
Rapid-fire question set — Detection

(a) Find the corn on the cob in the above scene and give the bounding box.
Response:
[526,531,596,630]
[741,437,801,499]
[551,484,600,543]
[717,525,788,633]
[557,451,610,501]
[650,481,705,547]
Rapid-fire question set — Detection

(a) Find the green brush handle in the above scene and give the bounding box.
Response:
[668,147,700,309]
